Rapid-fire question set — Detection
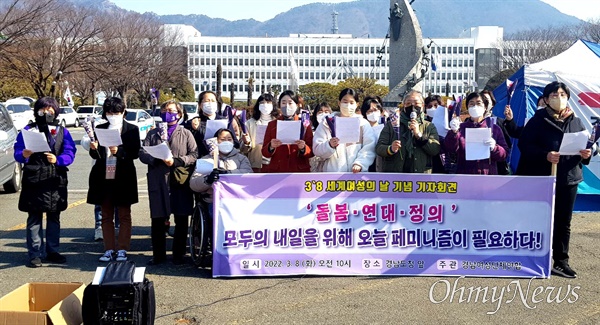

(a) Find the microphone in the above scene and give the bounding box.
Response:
[410,111,420,136]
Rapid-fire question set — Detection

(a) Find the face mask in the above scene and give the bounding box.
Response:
[549,97,568,111]
[259,103,273,115]
[426,108,437,118]
[404,105,422,116]
[202,102,218,115]
[160,112,179,123]
[106,115,123,127]
[218,140,234,154]
[317,113,326,124]
[339,102,357,116]
[36,110,54,125]
[281,104,297,117]
[366,111,381,122]
[468,105,486,118]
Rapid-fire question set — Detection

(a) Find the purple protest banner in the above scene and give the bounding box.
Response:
[212,173,555,278]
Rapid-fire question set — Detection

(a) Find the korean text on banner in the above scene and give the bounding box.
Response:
[212,173,555,278]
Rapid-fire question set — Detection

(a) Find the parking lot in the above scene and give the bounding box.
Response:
[0,129,599,324]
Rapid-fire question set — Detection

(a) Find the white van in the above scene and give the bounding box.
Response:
[4,98,34,131]
[76,105,102,124]
[181,102,199,120]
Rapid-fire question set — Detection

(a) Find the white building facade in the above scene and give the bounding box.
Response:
[172,25,503,99]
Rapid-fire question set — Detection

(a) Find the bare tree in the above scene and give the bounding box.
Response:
[578,18,600,43]
[497,26,577,71]
[0,1,106,98]
[0,0,57,48]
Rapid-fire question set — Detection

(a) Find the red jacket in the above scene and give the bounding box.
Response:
[261,115,313,173]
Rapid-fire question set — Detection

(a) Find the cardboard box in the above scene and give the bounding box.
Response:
[0,282,85,325]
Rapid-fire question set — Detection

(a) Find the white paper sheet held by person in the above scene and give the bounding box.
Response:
[432,106,449,138]
[95,128,123,147]
[142,142,173,160]
[255,124,268,145]
[335,117,360,144]
[22,129,51,152]
[559,131,589,155]
[276,120,301,144]
[205,120,228,140]
[465,127,491,161]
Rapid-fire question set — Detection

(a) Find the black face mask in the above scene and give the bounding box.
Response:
[404,105,422,115]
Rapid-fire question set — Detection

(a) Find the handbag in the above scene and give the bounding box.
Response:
[172,165,194,185]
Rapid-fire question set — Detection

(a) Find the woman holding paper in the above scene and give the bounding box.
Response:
[261,90,313,173]
[313,88,376,173]
[516,81,592,278]
[196,90,227,157]
[140,100,198,265]
[444,92,508,175]
[14,97,76,268]
[87,97,140,263]
[245,93,278,172]
[375,90,440,173]
[190,128,253,211]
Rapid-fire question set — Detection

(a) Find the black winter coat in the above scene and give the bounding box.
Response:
[17,126,76,212]
[516,109,591,186]
[87,121,141,206]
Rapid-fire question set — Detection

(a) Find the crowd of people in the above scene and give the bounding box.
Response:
[14,81,597,278]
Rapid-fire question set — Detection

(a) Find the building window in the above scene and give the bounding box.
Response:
[327,46,331,53]
[244,45,248,52]
[469,59,474,66]
[278,46,282,53]
[442,60,446,67]
[442,47,446,54]
[452,47,457,54]
[470,47,474,54]
[201,58,204,65]
[294,46,298,53]
[261,58,266,66]
[315,46,320,54]
[278,59,282,66]
[299,46,304,53]
[458,47,463,54]
[267,72,271,79]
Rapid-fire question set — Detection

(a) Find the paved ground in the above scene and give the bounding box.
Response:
[0,129,598,324]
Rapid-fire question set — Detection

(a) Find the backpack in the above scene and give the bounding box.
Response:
[82,261,155,324]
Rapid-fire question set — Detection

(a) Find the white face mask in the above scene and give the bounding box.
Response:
[202,102,218,115]
[340,102,357,116]
[218,140,234,154]
[366,111,381,123]
[468,105,486,118]
[426,108,437,118]
[259,103,273,115]
[317,113,326,124]
[106,115,123,127]
[281,103,297,117]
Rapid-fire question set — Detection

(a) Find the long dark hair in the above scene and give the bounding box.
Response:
[251,93,278,120]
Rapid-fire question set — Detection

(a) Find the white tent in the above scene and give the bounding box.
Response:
[492,40,600,209]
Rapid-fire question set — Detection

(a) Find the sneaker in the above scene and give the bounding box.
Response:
[116,250,127,261]
[45,252,67,264]
[27,257,42,268]
[99,250,114,262]
[94,227,103,241]
[552,263,577,278]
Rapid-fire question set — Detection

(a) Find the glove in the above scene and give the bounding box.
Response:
[171,157,184,168]
[205,169,220,185]
[449,118,461,132]
[483,137,496,151]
